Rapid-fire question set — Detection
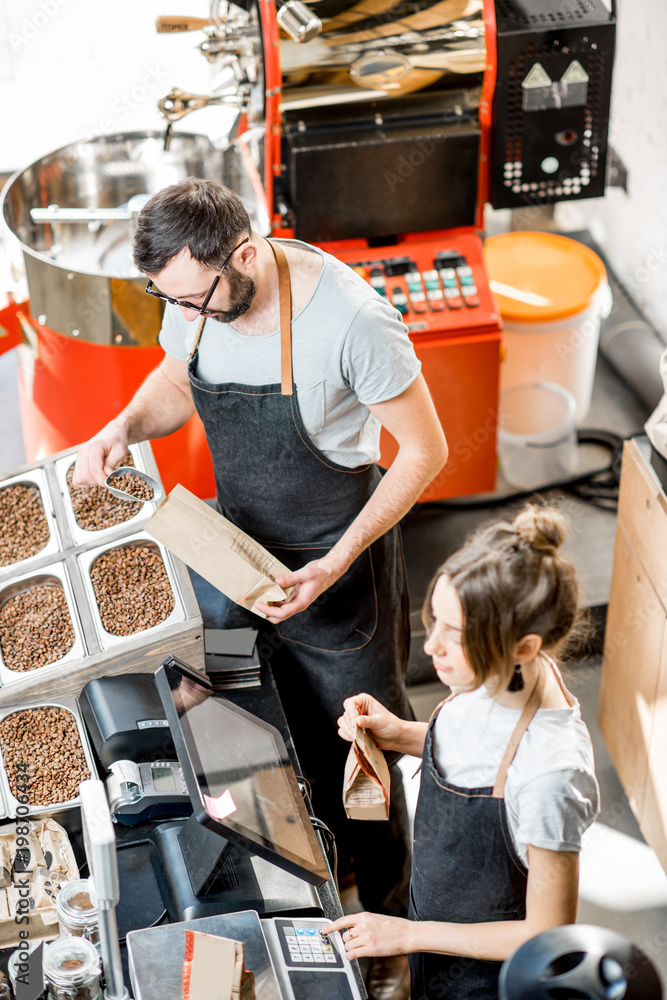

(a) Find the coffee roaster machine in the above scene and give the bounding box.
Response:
[0,0,616,499]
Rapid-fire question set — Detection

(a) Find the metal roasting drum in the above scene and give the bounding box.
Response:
[0,132,260,344]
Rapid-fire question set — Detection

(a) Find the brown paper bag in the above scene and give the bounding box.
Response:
[182,930,255,1000]
[343,723,390,821]
[0,818,79,948]
[145,484,293,618]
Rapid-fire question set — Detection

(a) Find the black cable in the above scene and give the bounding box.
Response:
[309,815,339,891]
[415,429,630,513]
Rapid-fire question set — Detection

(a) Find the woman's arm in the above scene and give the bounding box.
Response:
[326,847,579,962]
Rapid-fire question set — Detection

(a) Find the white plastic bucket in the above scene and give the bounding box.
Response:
[498,382,577,490]
[484,232,612,423]
[499,283,612,422]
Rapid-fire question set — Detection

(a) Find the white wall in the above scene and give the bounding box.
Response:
[555,0,667,341]
[0,0,231,175]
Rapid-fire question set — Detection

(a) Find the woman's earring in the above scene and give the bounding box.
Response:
[507,662,525,692]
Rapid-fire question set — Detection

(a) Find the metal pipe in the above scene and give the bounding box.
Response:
[30,206,133,223]
[99,907,130,1000]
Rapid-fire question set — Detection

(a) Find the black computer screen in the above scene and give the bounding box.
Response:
[155,656,329,886]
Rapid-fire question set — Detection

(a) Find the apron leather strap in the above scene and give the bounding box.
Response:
[268,240,294,397]
[188,314,207,361]
[492,665,546,799]
[187,241,294,398]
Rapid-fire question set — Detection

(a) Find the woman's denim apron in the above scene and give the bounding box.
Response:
[409,670,550,999]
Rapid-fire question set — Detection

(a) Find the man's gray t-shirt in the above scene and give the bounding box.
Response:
[158,242,422,468]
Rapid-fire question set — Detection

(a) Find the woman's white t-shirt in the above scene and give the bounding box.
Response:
[431,681,600,866]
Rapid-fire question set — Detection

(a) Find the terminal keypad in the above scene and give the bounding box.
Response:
[276,919,344,969]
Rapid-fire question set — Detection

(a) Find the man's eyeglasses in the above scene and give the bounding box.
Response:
[144,237,250,316]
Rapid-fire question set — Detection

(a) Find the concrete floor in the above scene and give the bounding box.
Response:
[2,325,667,986]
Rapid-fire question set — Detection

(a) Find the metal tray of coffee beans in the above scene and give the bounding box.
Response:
[0,696,98,818]
[54,443,159,548]
[0,468,62,578]
[77,532,186,650]
[0,562,87,686]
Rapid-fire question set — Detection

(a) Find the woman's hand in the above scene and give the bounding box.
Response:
[337,695,405,752]
[339,694,429,756]
[324,912,414,960]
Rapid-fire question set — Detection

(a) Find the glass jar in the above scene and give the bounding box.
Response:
[56,879,100,953]
[43,937,101,1000]
[8,940,42,994]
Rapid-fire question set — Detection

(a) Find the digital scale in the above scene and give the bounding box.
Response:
[127,910,364,1000]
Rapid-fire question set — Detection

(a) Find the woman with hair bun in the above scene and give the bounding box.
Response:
[326,504,600,1000]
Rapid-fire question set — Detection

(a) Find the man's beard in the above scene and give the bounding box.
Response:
[207,264,257,323]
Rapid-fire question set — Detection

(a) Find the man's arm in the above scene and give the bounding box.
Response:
[255,374,447,622]
[73,354,195,486]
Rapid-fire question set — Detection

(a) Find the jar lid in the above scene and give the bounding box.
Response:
[56,878,97,925]
[483,231,607,323]
[43,937,100,986]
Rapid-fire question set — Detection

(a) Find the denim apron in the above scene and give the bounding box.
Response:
[408,668,553,1000]
[186,240,412,913]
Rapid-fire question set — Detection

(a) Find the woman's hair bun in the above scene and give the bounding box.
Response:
[512,504,566,554]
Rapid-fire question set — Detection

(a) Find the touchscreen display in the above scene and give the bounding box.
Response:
[157,658,329,885]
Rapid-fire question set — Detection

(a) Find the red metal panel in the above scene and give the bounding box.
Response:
[0,300,25,356]
[380,331,501,501]
[13,315,215,497]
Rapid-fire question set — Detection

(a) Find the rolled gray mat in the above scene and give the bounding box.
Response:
[599,312,666,411]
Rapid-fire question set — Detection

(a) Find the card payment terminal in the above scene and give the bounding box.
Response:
[106,759,191,825]
[263,917,364,1000]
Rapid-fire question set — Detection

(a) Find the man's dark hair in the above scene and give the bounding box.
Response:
[132,178,251,274]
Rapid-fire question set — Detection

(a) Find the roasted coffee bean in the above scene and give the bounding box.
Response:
[0,582,75,671]
[66,454,141,530]
[110,473,153,501]
[90,544,175,635]
[0,484,50,566]
[0,706,90,805]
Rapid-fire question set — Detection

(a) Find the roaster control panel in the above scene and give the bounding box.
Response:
[323,232,501,338]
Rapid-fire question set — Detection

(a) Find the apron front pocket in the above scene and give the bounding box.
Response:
[272,543,378,652]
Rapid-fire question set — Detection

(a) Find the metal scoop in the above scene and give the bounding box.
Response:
[105,466,164,504]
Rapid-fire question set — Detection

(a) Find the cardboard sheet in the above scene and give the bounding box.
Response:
[182,930,255,1000]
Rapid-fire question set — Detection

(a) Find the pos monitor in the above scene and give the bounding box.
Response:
[153,655,329,918]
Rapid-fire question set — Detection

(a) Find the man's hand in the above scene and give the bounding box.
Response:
[254,554,344,624]
[73,424,131,487]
